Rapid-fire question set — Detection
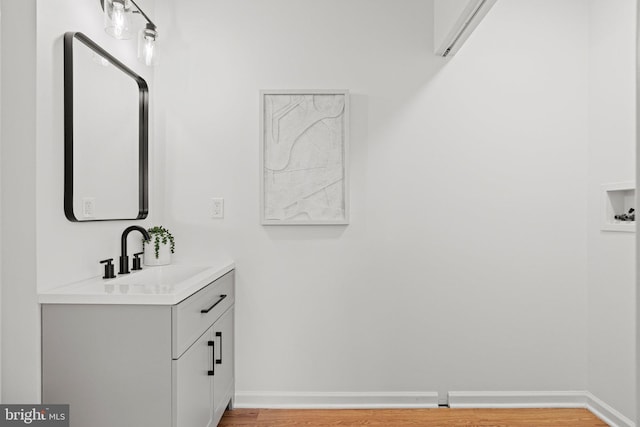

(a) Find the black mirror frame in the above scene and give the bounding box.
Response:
[63,31,149,222]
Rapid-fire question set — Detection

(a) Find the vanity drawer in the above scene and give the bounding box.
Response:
[171,270,234,359]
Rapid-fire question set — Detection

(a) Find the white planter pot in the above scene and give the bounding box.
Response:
[143,240,172,266]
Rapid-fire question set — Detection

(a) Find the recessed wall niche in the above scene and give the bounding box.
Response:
[601,182,636,232]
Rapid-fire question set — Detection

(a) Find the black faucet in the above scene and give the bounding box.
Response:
[119,225,151,275]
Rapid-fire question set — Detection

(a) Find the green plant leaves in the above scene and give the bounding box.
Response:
[144,226,175,258]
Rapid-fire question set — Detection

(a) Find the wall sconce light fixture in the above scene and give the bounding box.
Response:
[101,0,158,66]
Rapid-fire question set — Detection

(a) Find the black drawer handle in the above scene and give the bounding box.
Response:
[207,340,215,376]
[200,295,227,314]
[215,332,222,365]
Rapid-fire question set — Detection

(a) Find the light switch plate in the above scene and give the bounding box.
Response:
[211,198,224,219]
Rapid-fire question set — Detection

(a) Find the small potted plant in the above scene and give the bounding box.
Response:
[143,226,175,266]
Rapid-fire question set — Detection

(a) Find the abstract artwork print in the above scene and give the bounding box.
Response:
[261,90,349,225]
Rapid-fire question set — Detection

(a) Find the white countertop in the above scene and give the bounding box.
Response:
[38,259,235,305]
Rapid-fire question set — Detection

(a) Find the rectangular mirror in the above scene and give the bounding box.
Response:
[64,31,148,221]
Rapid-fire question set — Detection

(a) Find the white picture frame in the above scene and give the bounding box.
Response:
[260,89,350,225]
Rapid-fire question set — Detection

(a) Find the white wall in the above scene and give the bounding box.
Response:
[36,0,157,293]
[0,0,158,401]
[155,0,590,402]
[0,1,4,397]
[1,0,38,403]
[1,0,633,415]
[587,0,637,421]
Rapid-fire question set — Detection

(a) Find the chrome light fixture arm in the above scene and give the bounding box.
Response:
[128,0,156,30]
[99,0,158,66]
[100,0,155,28]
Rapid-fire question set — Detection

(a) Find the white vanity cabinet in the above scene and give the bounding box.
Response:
[42,269,235,427]
[174,306,234,426]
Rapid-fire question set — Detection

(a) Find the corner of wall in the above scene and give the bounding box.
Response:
[1,0,40,403]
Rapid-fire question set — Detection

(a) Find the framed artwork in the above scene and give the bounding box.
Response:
[260,89,349,225]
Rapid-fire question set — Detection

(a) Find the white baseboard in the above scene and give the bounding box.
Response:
[234,391,439,409]
[234,390,635,427]
[448,391,587,408]
[448,391,635,427]
[585,392,635,427]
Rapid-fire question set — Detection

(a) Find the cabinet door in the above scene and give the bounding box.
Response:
[212,307,234,425]
[173,326,215,427]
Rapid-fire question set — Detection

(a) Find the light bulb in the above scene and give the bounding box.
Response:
[138,24,158,66]
[104,0,131,40]
[143,37,154,66]
[112,2,125,38]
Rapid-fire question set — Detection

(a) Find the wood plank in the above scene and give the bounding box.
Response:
[219,408,607,427]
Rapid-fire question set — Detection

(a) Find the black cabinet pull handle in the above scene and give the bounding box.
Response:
[207,340,215,376]
[200,295,227,314]
[215,332,222,365]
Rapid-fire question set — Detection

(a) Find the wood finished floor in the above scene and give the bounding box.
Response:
[219,408,607,426]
